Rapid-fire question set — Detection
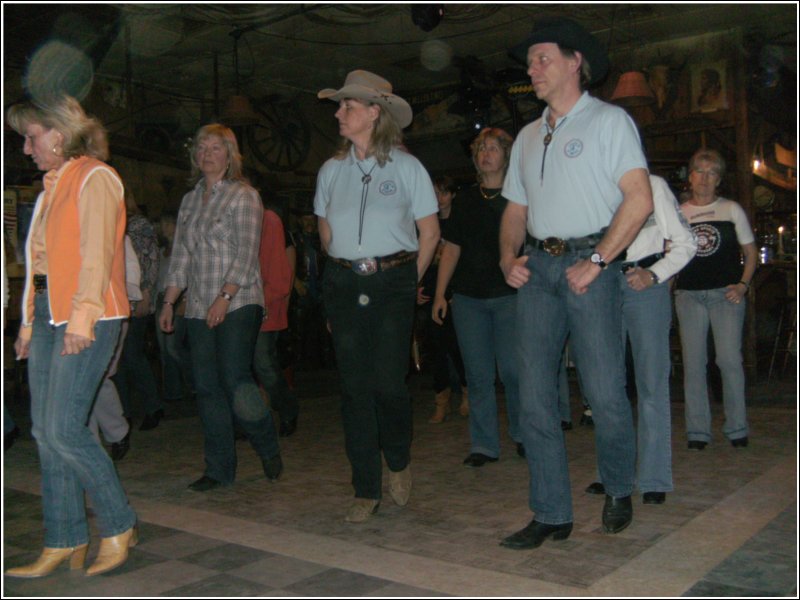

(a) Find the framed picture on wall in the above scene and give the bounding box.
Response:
[690,61,728,113]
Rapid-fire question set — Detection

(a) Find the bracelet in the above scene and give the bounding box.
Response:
[162,300,174,307]
[219,291,233,301]
[738,280,750,291]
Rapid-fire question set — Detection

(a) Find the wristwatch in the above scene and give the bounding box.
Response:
[647,269,660,285]
[589,252,608,270]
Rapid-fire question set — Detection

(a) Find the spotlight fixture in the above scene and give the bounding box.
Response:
[412,5,444,32]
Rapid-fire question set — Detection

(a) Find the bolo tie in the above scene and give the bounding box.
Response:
[540,117,567,182]
[355,160,377,253]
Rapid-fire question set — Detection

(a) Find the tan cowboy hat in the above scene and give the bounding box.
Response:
[318,70,413,129]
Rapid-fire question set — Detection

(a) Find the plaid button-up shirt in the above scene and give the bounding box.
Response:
[167,178,264,319]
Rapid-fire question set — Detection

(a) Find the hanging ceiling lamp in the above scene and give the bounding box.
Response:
[221,29,259,127]
[611,71,655,107]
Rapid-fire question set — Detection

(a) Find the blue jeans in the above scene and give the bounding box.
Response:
[112,314,162,416]
[323,260,416,500]
[186,304,279,484]
[28,294,136,547]
[451,293,520,458]
[517,248,635,525]
[674,288,748,442]
[156,295,194,400]
[620,274,673,493]
[254,330,298,422]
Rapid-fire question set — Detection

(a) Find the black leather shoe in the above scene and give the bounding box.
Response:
[602,495,633,534]
[188,475,224,492]
[262,454,283,481]
[731,436,748,448]
[561,420,573,431]
[516,442,526,458]
[585,481,605,495]
[4,426,20,451]
[642,492,666,505]
[110,432,131,461]
[279,417,297,438]
[463,453,498,467]
[139,409,164,431]
[500,519,573,549]
[687,440,707,450]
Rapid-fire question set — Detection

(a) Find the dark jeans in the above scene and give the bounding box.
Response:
[254,330,299,422]
[186,304,279,484]
[323,260,417,499]
[112,314,162,417]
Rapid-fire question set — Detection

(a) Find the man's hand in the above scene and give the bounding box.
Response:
[566,259,602,295]
[500,255,530,289]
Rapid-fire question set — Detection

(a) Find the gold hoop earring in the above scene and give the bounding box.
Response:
[52,146,62,156]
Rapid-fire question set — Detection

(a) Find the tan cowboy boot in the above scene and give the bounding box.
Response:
[345,498,380,523]
[389,465,412,506]
[5,544,88,578]
[85,526,138,577]
[459,388,470,417]
[428,389,451,423]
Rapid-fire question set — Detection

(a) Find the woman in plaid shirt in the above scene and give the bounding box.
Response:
[160,124,282,492]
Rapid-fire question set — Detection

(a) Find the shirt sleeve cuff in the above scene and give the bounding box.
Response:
[66,310,97,341]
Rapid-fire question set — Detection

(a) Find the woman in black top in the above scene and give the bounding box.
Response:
[432,128,522,466]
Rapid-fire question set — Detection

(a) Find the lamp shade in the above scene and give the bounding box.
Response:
[610,71,655,107]
[221,94,260,126]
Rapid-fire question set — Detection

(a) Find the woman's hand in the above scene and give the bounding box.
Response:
[431,295,448,325]
[206,296,229,328]
[417,286,431,305]
[62,333,92,356]
[625,267,655,291]
[725,282,747,304]
[15,336,30,360]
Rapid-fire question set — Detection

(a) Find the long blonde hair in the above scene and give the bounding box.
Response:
[334,101,403,167]
[7,95,109,161]
[188,123,245,185]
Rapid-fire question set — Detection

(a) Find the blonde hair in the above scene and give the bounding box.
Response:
[689,148,726,179]
[470,127,514,183]
[188,123,245,185]
[334,100,403,167]
[6,95,109,161]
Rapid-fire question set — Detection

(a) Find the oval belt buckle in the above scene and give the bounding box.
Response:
[543,237,566,256]
[352,257,378,276]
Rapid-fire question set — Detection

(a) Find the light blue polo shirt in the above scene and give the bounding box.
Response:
[503,92,648,239]
[314,145,438,260]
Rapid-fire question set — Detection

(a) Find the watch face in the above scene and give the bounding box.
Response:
[590,253,601,264]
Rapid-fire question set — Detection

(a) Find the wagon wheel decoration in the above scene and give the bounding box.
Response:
[247,99,311,172]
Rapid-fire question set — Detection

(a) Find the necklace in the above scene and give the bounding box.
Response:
[355,160,378,251]
[479,186,502,200]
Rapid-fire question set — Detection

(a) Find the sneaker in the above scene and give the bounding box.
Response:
[345,498,380,523]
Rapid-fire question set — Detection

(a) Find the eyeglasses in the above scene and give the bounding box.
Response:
[692,168,720,178]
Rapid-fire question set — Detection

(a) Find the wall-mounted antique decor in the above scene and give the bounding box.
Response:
[690,60,728,113]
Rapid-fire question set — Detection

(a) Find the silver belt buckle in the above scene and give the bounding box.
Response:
[352,257,378,276]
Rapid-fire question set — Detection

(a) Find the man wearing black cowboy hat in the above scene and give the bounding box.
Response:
[498,17,654,549]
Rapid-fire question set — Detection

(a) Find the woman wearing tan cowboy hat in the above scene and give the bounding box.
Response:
[314,70,440,523]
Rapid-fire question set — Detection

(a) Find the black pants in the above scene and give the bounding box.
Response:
[323,260,416,499]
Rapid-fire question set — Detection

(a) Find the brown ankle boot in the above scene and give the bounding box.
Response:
[85,526,138,577]
[429,390,451,423]
[5,544,88,578]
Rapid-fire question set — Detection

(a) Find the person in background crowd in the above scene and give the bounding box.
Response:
[160,123,282,492]
[254,197,299,438]
[499,17,653,549]
[112,191,163,431]
[3,243,21,450]
[292,211,328,367]
[674,148,757,450]
[584,174,697,505]
[6,95,137,577]
[417,174,467,423]
[315,70,439,523]
[432,128,522,466]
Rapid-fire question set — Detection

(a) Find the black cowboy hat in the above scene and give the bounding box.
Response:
[509,17,609,85]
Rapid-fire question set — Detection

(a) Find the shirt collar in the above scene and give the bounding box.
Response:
[43,158,76,191]
[539,91,592,133]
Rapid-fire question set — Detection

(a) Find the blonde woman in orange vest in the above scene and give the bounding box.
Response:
[6,96,137,578]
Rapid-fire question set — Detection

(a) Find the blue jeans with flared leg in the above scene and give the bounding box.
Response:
[186,304,279,485]
[451,292,520,458]
[517,248,635,525]
[620,274,673,493]
[28,294,136,547]
[253,330,299,423]
[323,261,417,500]
[674,287,748,443]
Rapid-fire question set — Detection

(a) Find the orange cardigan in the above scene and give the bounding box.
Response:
[258,209,293,332]
[20,156,129,340]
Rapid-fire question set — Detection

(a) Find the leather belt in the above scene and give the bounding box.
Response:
[33,274,48,293]
[620,252,664,271]
[526,232,605,257]
[329,250,417,276]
